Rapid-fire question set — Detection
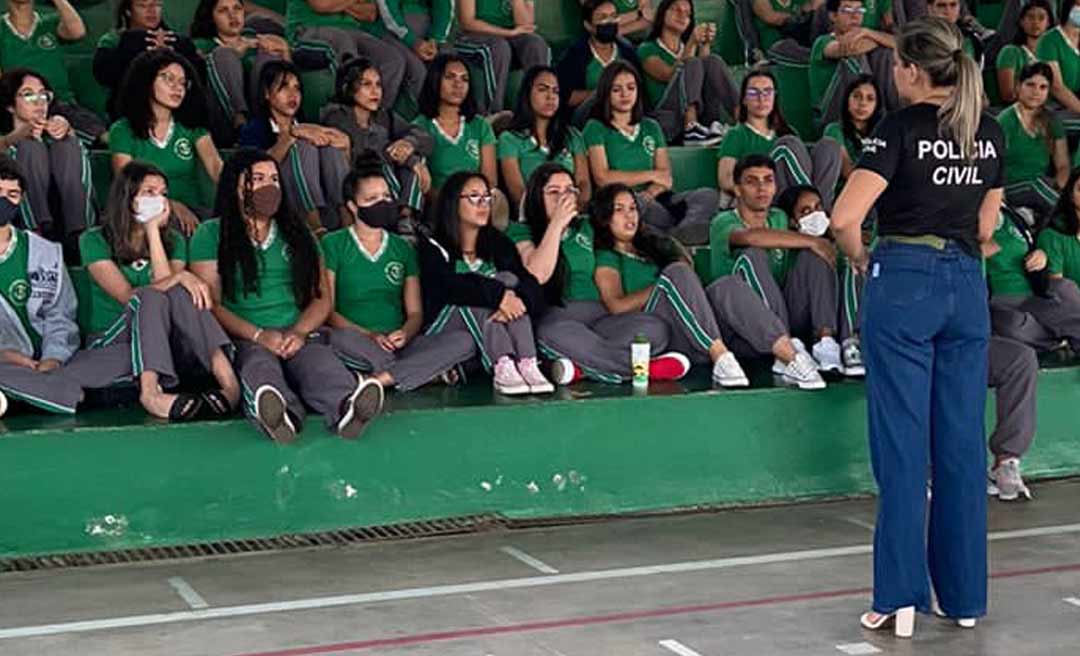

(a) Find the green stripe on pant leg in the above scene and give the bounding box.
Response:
[424,305,454,336]
[456,41,498,110]
[656,276,714,351]
[80,143,95,227]
[0,383,77,414]
[770,146,812,186]
[458,307,493,371]
[206,52,235,118]
[128,296,143,377]
[537,342,624,384]
[844,263,858,337]
[1033,178,1060,206]
[733,253,771,310]
[644,285,662,313]
[289,146,317,212]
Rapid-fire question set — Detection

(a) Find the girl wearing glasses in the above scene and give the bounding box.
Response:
[323,159,476,391]
[499,66,590,209]
[109,49,223,236]
[75,161,240,422]
[417,171,555,396]
[716,70,842,210]
[512,164,692,385]
[238,60,350,234]
[189,149,385,442]
[0,69,94,254]
[591,181,784,387]
[584,61,719,246]
[637,0,739,145]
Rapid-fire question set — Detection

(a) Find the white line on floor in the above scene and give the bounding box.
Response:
[1064,597,1080,608]
[499,546,559,574]
[659,639,705,656]
[0,522,1077,642]
[167,577,209,610]
[842,517,876,532]
[835,643,882,655]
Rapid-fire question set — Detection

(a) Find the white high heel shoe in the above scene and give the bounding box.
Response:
[931,598,977,628]
[860,606,915,638]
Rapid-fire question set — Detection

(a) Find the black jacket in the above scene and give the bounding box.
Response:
[417,228,548,330]
[555,35,642,112]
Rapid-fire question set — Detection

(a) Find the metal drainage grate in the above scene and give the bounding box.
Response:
[0,514,507,573]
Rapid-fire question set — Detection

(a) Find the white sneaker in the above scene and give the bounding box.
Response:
[813,336,843,373]
[989,457,1032,501]
[550,357,582,385]
[712,351,749,387]
[708,120,731,139]
[493,356,530,395]
[336,378,385,439]
[781,353,826,390]
[517,357,555,394]
[0,389,7,418]
[841,337,865,376]
[790,337,810,356]
[254,385,297,443]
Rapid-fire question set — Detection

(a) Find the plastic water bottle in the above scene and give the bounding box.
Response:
[631,334,650,389]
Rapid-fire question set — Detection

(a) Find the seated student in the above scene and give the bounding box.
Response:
[987,334,1038,501]
[753,0,825,51]
[417,171,555,395]
[94,0,202,119]
[190,149,385,442]
[711,154,842,373]
[0,0,106,145]
[584,61,719,245]
[320,57,433,229]
[638,0,739,145]
[411,54,503,217]
[998,62,1069,220]
[79,160,240,421]
[996,0,1051,105]
[190,0,292,141]
[556,0,640,127]
[809,0,897,128]
[822,74,883,182]
[1036,0,1080,134]
[775,183,864,375]
[510,163,690,384]
[1038,168,1080,284]
[0,69,94,253]
[499,66,591,209]
[456,0,551,114]
[717,70,842,209]
[284,0,418,109]
[926,0,989,61]
[322,162,477,390]
[239,60,349,234]
[589,0,655,37]
[382,0,454,63]
[110,49,223,236]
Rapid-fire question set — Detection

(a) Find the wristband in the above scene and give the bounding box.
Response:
[252,328,263,342]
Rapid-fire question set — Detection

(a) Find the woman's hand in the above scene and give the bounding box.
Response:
[497,290,526,321]
[170,200,200,237]
[292,124,330,147]
[255,328,286,354]
[1,349,38,369]
[37,358,61,372]
[386,329,409,349]
[386,139,414,164]
[44,115,71,140]
[177,271,212,310]
[1025,249,1048,272]
[808,237,838,268]
[552,191,577,230]
[278,330,308,359]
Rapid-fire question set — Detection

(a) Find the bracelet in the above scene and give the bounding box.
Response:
[252,328,263,342]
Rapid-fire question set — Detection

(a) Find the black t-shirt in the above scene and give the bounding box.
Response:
[856,103,1005,255]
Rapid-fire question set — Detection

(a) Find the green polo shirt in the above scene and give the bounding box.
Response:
[809,34,863,109]
[996,44,1036,85]
[637,38,683,106]
[1037,27,1080,92]
[412,114,496,190]
[455,257,497,276]
[717,123,776,162]
[997,104,1064,184]
[321,227,419,333]
[753,0,810,51]
[582,118,666,190]
[1037,226,1080,284]
[709,207,792,283]
[595,248,659,294]
[497,127,584,184]
[822,121,861,162]
[505,219,599,301]
[861,0,892,30]
[0,12,74,103]
[0,228,38,352]
[474,0,514,29]
[285,0,379,37]
[986,219,1033,297]
[109,118,209,209]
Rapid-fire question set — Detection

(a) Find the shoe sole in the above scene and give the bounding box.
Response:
[785,375,826,390]
[843,365,866,377]
[339,380,385,440]
[816,358,843,373]
[550,360,575,386]
[256,388,296,444]
[0,391,7,418]
[494,383,531,396]
[528,382,556,394]
[713,376,750,388]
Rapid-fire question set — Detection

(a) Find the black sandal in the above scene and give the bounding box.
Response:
[168,394,204,422]
[200,390,234,418]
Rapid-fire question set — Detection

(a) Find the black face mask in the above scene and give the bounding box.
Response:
[0,198,19,227]
[356,200,398,229]
[595,22,618,44]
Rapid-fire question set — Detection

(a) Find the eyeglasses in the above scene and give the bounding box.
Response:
[18,90,53,105]
[838,6,867,14]
[157,71,190,90]
[745,88,775,100]
[543,186,580,197]
[460,192,494,207]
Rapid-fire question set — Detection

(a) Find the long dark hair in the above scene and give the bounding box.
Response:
[214,148,320,309]
[647,0,695,43]
[335,56,379,105]
[254,60,302,119]
[0,68,53,133]
[101,160,176,265]
[507,66,570,164]
[774,184,821,226]
[118,48,208,138]
[590,61,645,127]
[1017,61,1057,152]
[191,0,242,39]
[523,163,579,302]
[431,171,501,261]
[1015,0,1053,46]
[840,74,883,151]
[116,0,167,30]
[1048,167,1080,236]
[738,69,791,135]
[418,53,478,120]
[1059,0,1074,25]
[590,183,681,267]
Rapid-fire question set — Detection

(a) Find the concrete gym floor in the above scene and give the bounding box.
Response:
[0,479,1077,656]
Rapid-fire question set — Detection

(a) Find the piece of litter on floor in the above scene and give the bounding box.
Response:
[836,643,882,655]
[659,639,704,656]
[1064,597,1080,608]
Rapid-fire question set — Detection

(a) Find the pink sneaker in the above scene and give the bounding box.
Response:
[518,357,554,394]
[493,356,530,395]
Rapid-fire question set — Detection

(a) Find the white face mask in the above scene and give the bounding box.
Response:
[134,195,166,224]
[798,210,830,237]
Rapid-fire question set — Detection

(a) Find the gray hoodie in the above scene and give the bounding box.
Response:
[0,229,79,363]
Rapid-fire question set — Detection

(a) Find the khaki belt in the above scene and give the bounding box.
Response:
[881,234,949,250]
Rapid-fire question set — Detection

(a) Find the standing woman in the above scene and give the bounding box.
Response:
[831,17,1005,634]
[584,61,719,245]
[189,149,384,442]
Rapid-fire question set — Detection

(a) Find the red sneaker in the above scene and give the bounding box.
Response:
[550,357,583,385]
[649,352,691,381]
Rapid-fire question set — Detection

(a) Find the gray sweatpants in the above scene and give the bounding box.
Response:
[839,263,864,343]
[536,300,670,383]
[0,362,85,414]
[639,188,721,244]
[282,140,348,230]
[10,135,94,238]
[1004,177,1059,221]
[988,335,1038,459]
[456,32,551,113]
[770,134,843,211]
[236,331,357,430]
[294,26,410,109]
[205,47,280,121]
[650,55,739,141]
[328,325,476,391]
[734,247,838,338]
[990,277,1080,351]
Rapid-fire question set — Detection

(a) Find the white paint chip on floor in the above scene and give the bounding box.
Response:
[1064,597,1080,608]
[167,577,209,610]
[659,638,705,656]
[836,642,882,655]
[498,546,559,574]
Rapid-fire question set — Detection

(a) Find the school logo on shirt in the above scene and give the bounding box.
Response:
[385,261,405,285]
[174,138,194,161]
[8,279,29,306]
[37,34,57,50]
[131,259,149,272]
[642,136,657,157]
[466,139,480,162]
[281,244,292,262]
[575,232,592,250]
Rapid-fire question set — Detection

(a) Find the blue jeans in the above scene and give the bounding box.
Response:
[862,241,989,618]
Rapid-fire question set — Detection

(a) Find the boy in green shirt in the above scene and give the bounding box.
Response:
[457,0,551,112]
